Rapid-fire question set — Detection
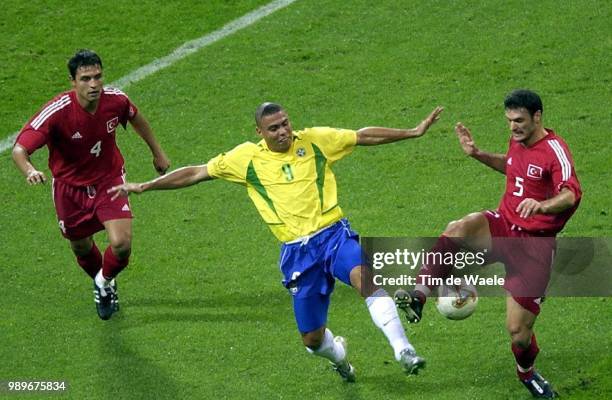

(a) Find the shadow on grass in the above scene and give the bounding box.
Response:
[124,309,275,327]
[127,288,289,309]
[109,289,290,328]
[97,321,181,400]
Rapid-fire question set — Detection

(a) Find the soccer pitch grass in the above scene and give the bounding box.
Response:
[0,1,610,399]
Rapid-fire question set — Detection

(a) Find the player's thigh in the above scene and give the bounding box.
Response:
[293,294,331,335]
[52,180,102,240]
[331,237,364,287]
[502,236,554,313]
[96,175,133,244]
[103,218,132,250]
[444,212,492,251]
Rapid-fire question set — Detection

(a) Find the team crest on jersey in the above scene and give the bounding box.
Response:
[106,117,119,133]
[527,163,543,179]
[296,147,306,157]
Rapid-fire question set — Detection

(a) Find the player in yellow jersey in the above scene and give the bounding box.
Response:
[109,102,443,381]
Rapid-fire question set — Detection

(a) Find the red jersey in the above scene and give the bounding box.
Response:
[498,129,581,234]
[16,87,138,186]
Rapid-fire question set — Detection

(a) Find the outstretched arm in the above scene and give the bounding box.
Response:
[356,106,443,145]
[129,112,171,174]
[455,122,506,174]
[108,165,212,200]
[12,144,46,185]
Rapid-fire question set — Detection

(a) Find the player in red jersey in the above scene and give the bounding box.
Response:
[395,90,581,398]
[12,49,170,320]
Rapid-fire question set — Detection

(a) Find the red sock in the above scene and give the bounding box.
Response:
[417,235,460,291]
[76,243,102,279]
[102,246,130,280]
[512,333,539,380]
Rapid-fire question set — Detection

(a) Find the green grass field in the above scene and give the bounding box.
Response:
[1,1,610,399]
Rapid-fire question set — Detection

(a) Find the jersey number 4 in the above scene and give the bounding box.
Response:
[90,140,102,157]
[512,176,524,197]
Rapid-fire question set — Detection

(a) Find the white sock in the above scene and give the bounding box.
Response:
[305,328,345,364]
[94,269,111,293]
[366,288,415,360]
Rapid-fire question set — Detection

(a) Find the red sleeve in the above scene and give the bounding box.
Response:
[15,128,48,154]
[15,107,55,153]
[121,96,139,128]
[548,139,581,201]
[15,94,71,153]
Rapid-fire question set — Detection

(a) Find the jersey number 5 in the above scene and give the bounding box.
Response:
[90,140,102,157]
[512,176,524,197]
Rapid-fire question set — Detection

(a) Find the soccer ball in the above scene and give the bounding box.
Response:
[436,282,478,320]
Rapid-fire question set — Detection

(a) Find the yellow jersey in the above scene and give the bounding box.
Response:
[207,127,357,242]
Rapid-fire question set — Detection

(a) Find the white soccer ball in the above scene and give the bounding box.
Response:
[435,282,478,320]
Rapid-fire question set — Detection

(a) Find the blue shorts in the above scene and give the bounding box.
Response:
[278,219,364,333]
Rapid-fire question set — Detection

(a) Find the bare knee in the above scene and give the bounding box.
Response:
[350,265,377,298]
[302,327,325,350]
[507,322,532,348]
[109,234,132,259]
[442,212,489,243]
[443,219,466,237]
[104,219,133,259]
[443,214,478,237]
[70,237,93,256]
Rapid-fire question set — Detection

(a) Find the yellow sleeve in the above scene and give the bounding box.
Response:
[303,127,357,163]
[206,142,256,184]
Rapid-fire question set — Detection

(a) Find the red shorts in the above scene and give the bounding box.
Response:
[52,176,133,241]
[483,210,556,315]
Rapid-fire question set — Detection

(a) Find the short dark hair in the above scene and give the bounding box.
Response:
[255,102,284,127]
[68,49,103,79]
[504,89,543,116]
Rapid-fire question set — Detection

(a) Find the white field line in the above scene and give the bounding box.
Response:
[0,133,19,155]
[0,0,297,154]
